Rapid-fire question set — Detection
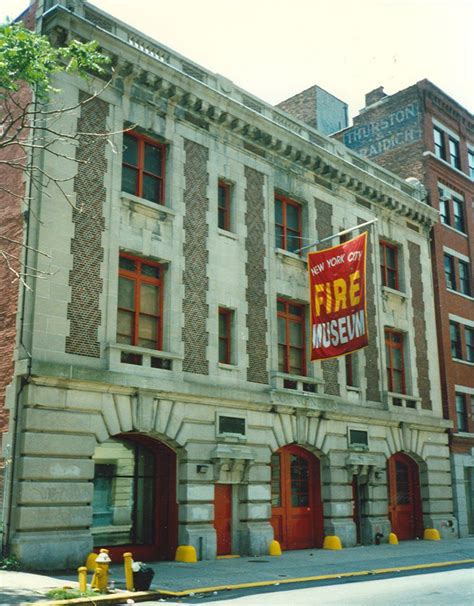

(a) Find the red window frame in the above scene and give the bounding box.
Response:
[118,253,164,350]
[380,241,399,290]
[218,307,233,364]
[218,181,232,231]
[122,131,165,204]
[277,299,306,376]
[275,195,302,253]
[385,328,406,394]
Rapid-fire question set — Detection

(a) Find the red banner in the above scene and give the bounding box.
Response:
[308,232,368,360]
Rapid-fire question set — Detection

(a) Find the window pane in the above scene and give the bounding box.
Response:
[138,314,158,348]
[278,344,286,372]
[275,198,283,224]
[289,304,303,317]
[117,310,133,343]
[140,283,159,314]
[277,317,286,344]
[271,454,281,507]
[392,369,404,393]
[119,256,136,272]
[275,225,284,249]
[144,143,162,176]
[118,277,135,309]
[142,174,161,203]
[286,203,299,230]
[289,321,303,346]
[289,347,302,374]
[122,166,138,195]
[123,134,138,166]
[141,263,160,279]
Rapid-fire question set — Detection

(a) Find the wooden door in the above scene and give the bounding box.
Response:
[271,445,323,550]
[388,453,422,540]
[214,484,232,555]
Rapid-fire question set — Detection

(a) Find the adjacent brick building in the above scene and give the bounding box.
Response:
[333,82,474,537]
[1,1,458,568]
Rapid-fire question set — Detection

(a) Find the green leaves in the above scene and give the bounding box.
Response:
[0,22,110,100]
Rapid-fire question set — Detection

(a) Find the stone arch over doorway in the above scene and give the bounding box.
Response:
[387,451,423,540]
[270,444,324,549]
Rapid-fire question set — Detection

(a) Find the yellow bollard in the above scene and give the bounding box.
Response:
[424,528,441,541]
[389,532,398,545]
[269,540,282,556]
[175,545,198,562]
[323,535,342,550]
[77,566,87,593]
[123,552,134,591]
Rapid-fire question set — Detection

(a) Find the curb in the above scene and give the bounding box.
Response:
[34,558,474,605]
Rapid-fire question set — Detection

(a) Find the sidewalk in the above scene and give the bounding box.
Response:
[2,537,474,605]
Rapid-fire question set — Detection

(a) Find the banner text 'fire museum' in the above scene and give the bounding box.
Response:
[308,232,368,360]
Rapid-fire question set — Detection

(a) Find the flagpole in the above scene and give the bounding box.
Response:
[295,218,378,254]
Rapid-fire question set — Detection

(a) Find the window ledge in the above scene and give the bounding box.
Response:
[446,288,474,302]
[452,358,474,367]
[107,343,182,372]
[218,362,239,371]
[453,431,474,438]
[270,371,323,394]
[382,285,409,301]
[217,228,238,241]
[440,222,468,238]
[275,248,306,266]
[423,151,471,180]
[121,192,176,221]
[386,391,421,410]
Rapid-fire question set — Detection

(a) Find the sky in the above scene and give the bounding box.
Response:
[2,0,473,122]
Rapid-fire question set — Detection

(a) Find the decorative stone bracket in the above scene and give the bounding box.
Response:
[345,453,384,485]
[210,444,255,484]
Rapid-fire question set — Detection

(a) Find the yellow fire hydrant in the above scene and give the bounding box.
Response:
[91,550,112,592]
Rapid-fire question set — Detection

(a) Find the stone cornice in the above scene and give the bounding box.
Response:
[43,3,438,228]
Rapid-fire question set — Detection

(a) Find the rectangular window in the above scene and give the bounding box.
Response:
[455,393,468,432]
[459,260,471,296]
[468,150,474,179]
[452,197,465,233]
[449,137,461,169]
[218,307,233,364]
[433,127,446,160]
[466,327,474,363]
[438,189,451,226]
[345,353,359,387]
[277,299,306,376]
[118,254,163,350]
[122,131,165,204]
[218,181,232,231]
[444,254,456,290]
[385,328,406,394]
[275,195,302,253]
[449,321,462,359]
[218,415,245,436]
[380,241,399,290]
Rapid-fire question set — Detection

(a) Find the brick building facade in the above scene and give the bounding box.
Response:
[334,82,474,537]
[0,1,458,568]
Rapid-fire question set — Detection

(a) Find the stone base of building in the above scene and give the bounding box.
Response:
[178,523,216,560]
[323,519,357,547]
[360,517,392,545]
[423,514,458,540]
[238,521,274,556]
[10,530,92,570]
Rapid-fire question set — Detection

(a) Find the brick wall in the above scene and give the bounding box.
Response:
[245,166,268,384]
[182,139,209,375]
[359,218,381,403]
[408,241,432,410]
[65,93,108,358]
[276,86,317,130]
[314,199,340,395]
